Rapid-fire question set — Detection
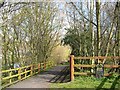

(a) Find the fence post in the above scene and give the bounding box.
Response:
[44,61,46,71]
[18,68,21,80]
[38,63,40,73]
[70,55,74,81]
[30,65,33,76]
[25,68,27,78]
[9,69,12,84]
[46,61,48,69]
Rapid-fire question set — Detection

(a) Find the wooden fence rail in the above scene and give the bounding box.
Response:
[74,56,120,60]
[70,55,120,81]
[1,60,54,88]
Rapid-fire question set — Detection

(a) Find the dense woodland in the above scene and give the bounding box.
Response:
[0,2,61,69]
[0,0,120,70]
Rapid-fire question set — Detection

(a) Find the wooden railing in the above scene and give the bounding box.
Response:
[1,60,55,88]
[70,55,120,81]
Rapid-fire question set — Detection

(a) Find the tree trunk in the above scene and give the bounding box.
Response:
[116,1,120,57]
[96,0,101,57]
[90,0,95,73]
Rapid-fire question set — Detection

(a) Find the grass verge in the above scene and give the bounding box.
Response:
[50,74,120,89]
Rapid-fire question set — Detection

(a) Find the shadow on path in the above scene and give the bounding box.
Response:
[49,66,70,83]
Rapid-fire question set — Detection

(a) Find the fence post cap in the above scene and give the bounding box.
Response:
[70,55,74,57]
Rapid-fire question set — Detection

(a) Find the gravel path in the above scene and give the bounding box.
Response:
[7,65,69,88]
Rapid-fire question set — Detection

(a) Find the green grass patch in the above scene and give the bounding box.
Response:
[50,74,120,89]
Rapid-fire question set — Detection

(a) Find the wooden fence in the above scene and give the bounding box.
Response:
[70,55,120,81]
[1,60,54,88]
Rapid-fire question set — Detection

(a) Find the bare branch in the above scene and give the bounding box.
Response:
[70,2,97,27]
